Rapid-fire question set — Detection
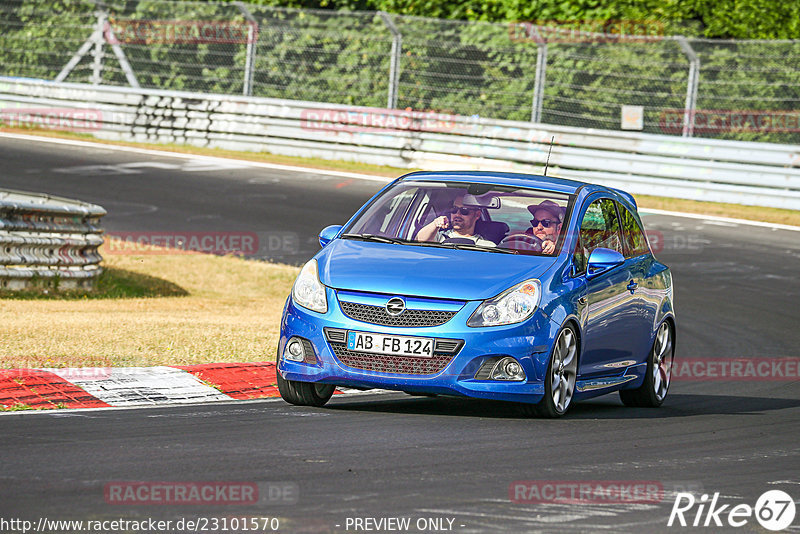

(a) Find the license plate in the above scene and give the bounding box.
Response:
[347,331,434,358]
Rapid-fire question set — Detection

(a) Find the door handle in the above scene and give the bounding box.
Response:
[627,280,638,294]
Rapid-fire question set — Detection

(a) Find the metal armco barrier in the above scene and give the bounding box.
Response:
[1,77,799,210]
[0,189,105,290]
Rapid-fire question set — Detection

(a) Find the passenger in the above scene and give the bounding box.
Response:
[417,195,496,247]
[526,200,564,254]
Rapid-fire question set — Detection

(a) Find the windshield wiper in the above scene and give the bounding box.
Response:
[340,233,405,245]
[341,234,516,254]
[445,243,518,254]
[402,240,443,248]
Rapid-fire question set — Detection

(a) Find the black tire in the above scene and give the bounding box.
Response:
[620,321,674,408]
[277,372,335,407]
[519,324,579,418]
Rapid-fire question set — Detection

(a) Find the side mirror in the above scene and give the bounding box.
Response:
[587,247,625,278]
[319,225,343,247]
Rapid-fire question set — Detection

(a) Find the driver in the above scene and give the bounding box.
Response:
[525,200,564,254]
[417,195,496,247]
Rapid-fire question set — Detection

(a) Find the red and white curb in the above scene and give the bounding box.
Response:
[0,363,373,411]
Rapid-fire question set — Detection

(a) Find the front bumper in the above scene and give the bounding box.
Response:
[277,288,562,404]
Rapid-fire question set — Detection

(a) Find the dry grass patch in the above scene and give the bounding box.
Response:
[0,243,299,368]
[635,194,800,227]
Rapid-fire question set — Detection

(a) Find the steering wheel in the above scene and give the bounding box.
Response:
[498,233,543,252]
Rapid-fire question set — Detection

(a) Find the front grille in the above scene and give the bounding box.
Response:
[324,328,347,344]
[299,338,316,365]
[434,340,461,353]
[330,343,454,375]
[339,301,457,327]
[474,357,502,380]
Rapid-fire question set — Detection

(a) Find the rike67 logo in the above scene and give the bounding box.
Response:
[668,490,796,531]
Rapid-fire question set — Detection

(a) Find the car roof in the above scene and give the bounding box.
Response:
[398,171,637,209]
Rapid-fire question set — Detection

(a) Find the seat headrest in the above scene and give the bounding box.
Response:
[474,220,509,245]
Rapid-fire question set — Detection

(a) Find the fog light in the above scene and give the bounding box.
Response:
[284,338,305,362]
[504,360,522,376]
[490,357,526,381]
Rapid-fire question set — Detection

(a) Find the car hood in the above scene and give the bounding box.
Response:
[316,239,557,301]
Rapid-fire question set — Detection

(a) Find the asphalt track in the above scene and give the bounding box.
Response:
[1,135,799,533]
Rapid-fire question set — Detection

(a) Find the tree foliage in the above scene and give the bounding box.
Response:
[0,0,797,144]
[240,0,800,40]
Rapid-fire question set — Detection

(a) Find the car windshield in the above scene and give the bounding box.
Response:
[343,180,573,255]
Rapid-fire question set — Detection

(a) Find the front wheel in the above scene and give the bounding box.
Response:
[277,372,335,407]
[520,324,578,418]
[620,321,674,408]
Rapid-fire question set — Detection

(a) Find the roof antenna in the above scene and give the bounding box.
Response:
[543,136,554,176]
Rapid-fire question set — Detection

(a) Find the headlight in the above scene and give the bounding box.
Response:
[292,259,327,313]
[467,279,541,327]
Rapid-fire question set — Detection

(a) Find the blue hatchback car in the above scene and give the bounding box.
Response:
[277,171,675,417]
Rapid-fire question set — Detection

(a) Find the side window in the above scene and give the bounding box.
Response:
[379,189,415,236]
[575,198,623,273]
[619,204,650,258]
[573,235,587,275]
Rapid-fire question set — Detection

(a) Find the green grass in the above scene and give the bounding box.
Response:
[0,402,69,412]
[0,404,33,411]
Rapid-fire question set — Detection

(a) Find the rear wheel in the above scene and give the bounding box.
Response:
[277,372,335,407]
[620,321,673,408]
[520,324,578,418]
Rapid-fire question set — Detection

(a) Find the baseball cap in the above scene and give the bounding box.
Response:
[527,200,564,222]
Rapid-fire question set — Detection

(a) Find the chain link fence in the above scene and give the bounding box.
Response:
[1,0,798,144]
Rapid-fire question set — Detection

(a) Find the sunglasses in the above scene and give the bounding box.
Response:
[449,207,477,216]
[531,218,558,228]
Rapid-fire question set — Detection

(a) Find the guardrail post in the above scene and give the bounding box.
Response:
[91,11,105,85]
[379,12,402,109]
[676,36,700,137]
[235,2,258,97]
[530,27,547,124]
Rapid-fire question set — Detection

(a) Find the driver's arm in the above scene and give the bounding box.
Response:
[416,216,449,242]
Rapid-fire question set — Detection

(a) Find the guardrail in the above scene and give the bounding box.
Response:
[1,77,798,210]
[0,189,105,291]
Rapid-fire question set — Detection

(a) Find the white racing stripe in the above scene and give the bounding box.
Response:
[46,366,233,407]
